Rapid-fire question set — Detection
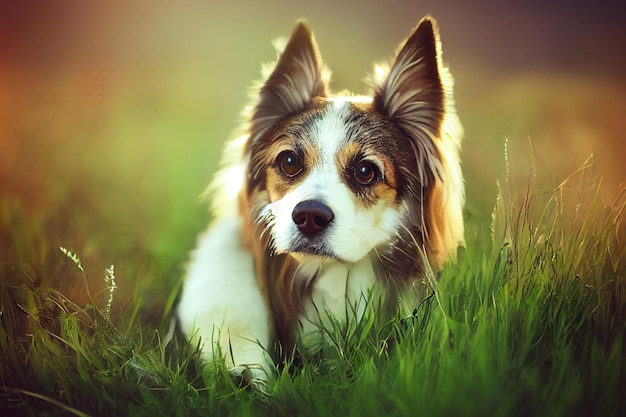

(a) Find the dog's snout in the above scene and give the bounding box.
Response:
[292,200,334,236]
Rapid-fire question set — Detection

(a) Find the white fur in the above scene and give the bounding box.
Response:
[298,255,380,347]
[313,100,350,164]
[177,216,272,380]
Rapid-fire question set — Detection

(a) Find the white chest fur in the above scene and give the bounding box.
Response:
[297,255,380,347]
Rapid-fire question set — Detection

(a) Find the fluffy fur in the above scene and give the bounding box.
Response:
[177,16,464,381]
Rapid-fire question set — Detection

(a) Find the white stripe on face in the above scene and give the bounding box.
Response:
[311,100,351,167]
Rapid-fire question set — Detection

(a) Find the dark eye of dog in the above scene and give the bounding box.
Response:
[354,160,379,185]
[278,150,303,177]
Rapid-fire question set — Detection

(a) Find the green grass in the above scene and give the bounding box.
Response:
[1,154,625,416]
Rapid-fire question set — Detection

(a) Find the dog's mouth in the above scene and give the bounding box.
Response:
[289,240,337,259]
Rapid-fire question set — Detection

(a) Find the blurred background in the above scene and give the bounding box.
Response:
[1,0,625,314]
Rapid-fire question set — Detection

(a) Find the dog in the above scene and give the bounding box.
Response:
[177,16,464,382]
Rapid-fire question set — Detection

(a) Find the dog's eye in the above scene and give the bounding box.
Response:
[278,151,303,177]
[354,160,380,185]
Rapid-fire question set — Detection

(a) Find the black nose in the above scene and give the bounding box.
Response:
[292,200,334,236]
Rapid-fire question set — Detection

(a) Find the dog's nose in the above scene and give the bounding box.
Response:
[292,200,334,236]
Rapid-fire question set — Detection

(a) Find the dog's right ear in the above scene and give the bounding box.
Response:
[250,20,327,138]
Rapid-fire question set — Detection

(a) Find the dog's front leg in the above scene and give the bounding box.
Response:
[177,216,272,381]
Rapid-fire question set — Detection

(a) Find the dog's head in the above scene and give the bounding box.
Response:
[243,17,464,271]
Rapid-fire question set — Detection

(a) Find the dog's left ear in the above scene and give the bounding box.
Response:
[373,16,445,144]
[250,20,327,138]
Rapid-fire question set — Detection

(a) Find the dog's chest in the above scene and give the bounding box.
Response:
[297,256,379,346]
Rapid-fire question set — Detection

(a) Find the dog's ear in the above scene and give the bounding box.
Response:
[373,17,465,269]
[250,20,327,136]
[373,16,445,145]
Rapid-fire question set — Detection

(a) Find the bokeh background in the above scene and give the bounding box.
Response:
[1,0,625,314]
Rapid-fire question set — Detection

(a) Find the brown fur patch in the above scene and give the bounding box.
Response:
[371,179,398,207]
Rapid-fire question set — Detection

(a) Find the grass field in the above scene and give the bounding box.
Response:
[2,4,626,415]
[1,139,625,417]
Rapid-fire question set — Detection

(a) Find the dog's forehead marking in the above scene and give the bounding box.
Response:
[310,100,352,166]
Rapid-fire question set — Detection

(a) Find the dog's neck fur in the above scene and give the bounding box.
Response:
[296,254,379,346]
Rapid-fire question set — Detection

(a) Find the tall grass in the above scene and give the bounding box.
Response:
[1,154,624,416]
